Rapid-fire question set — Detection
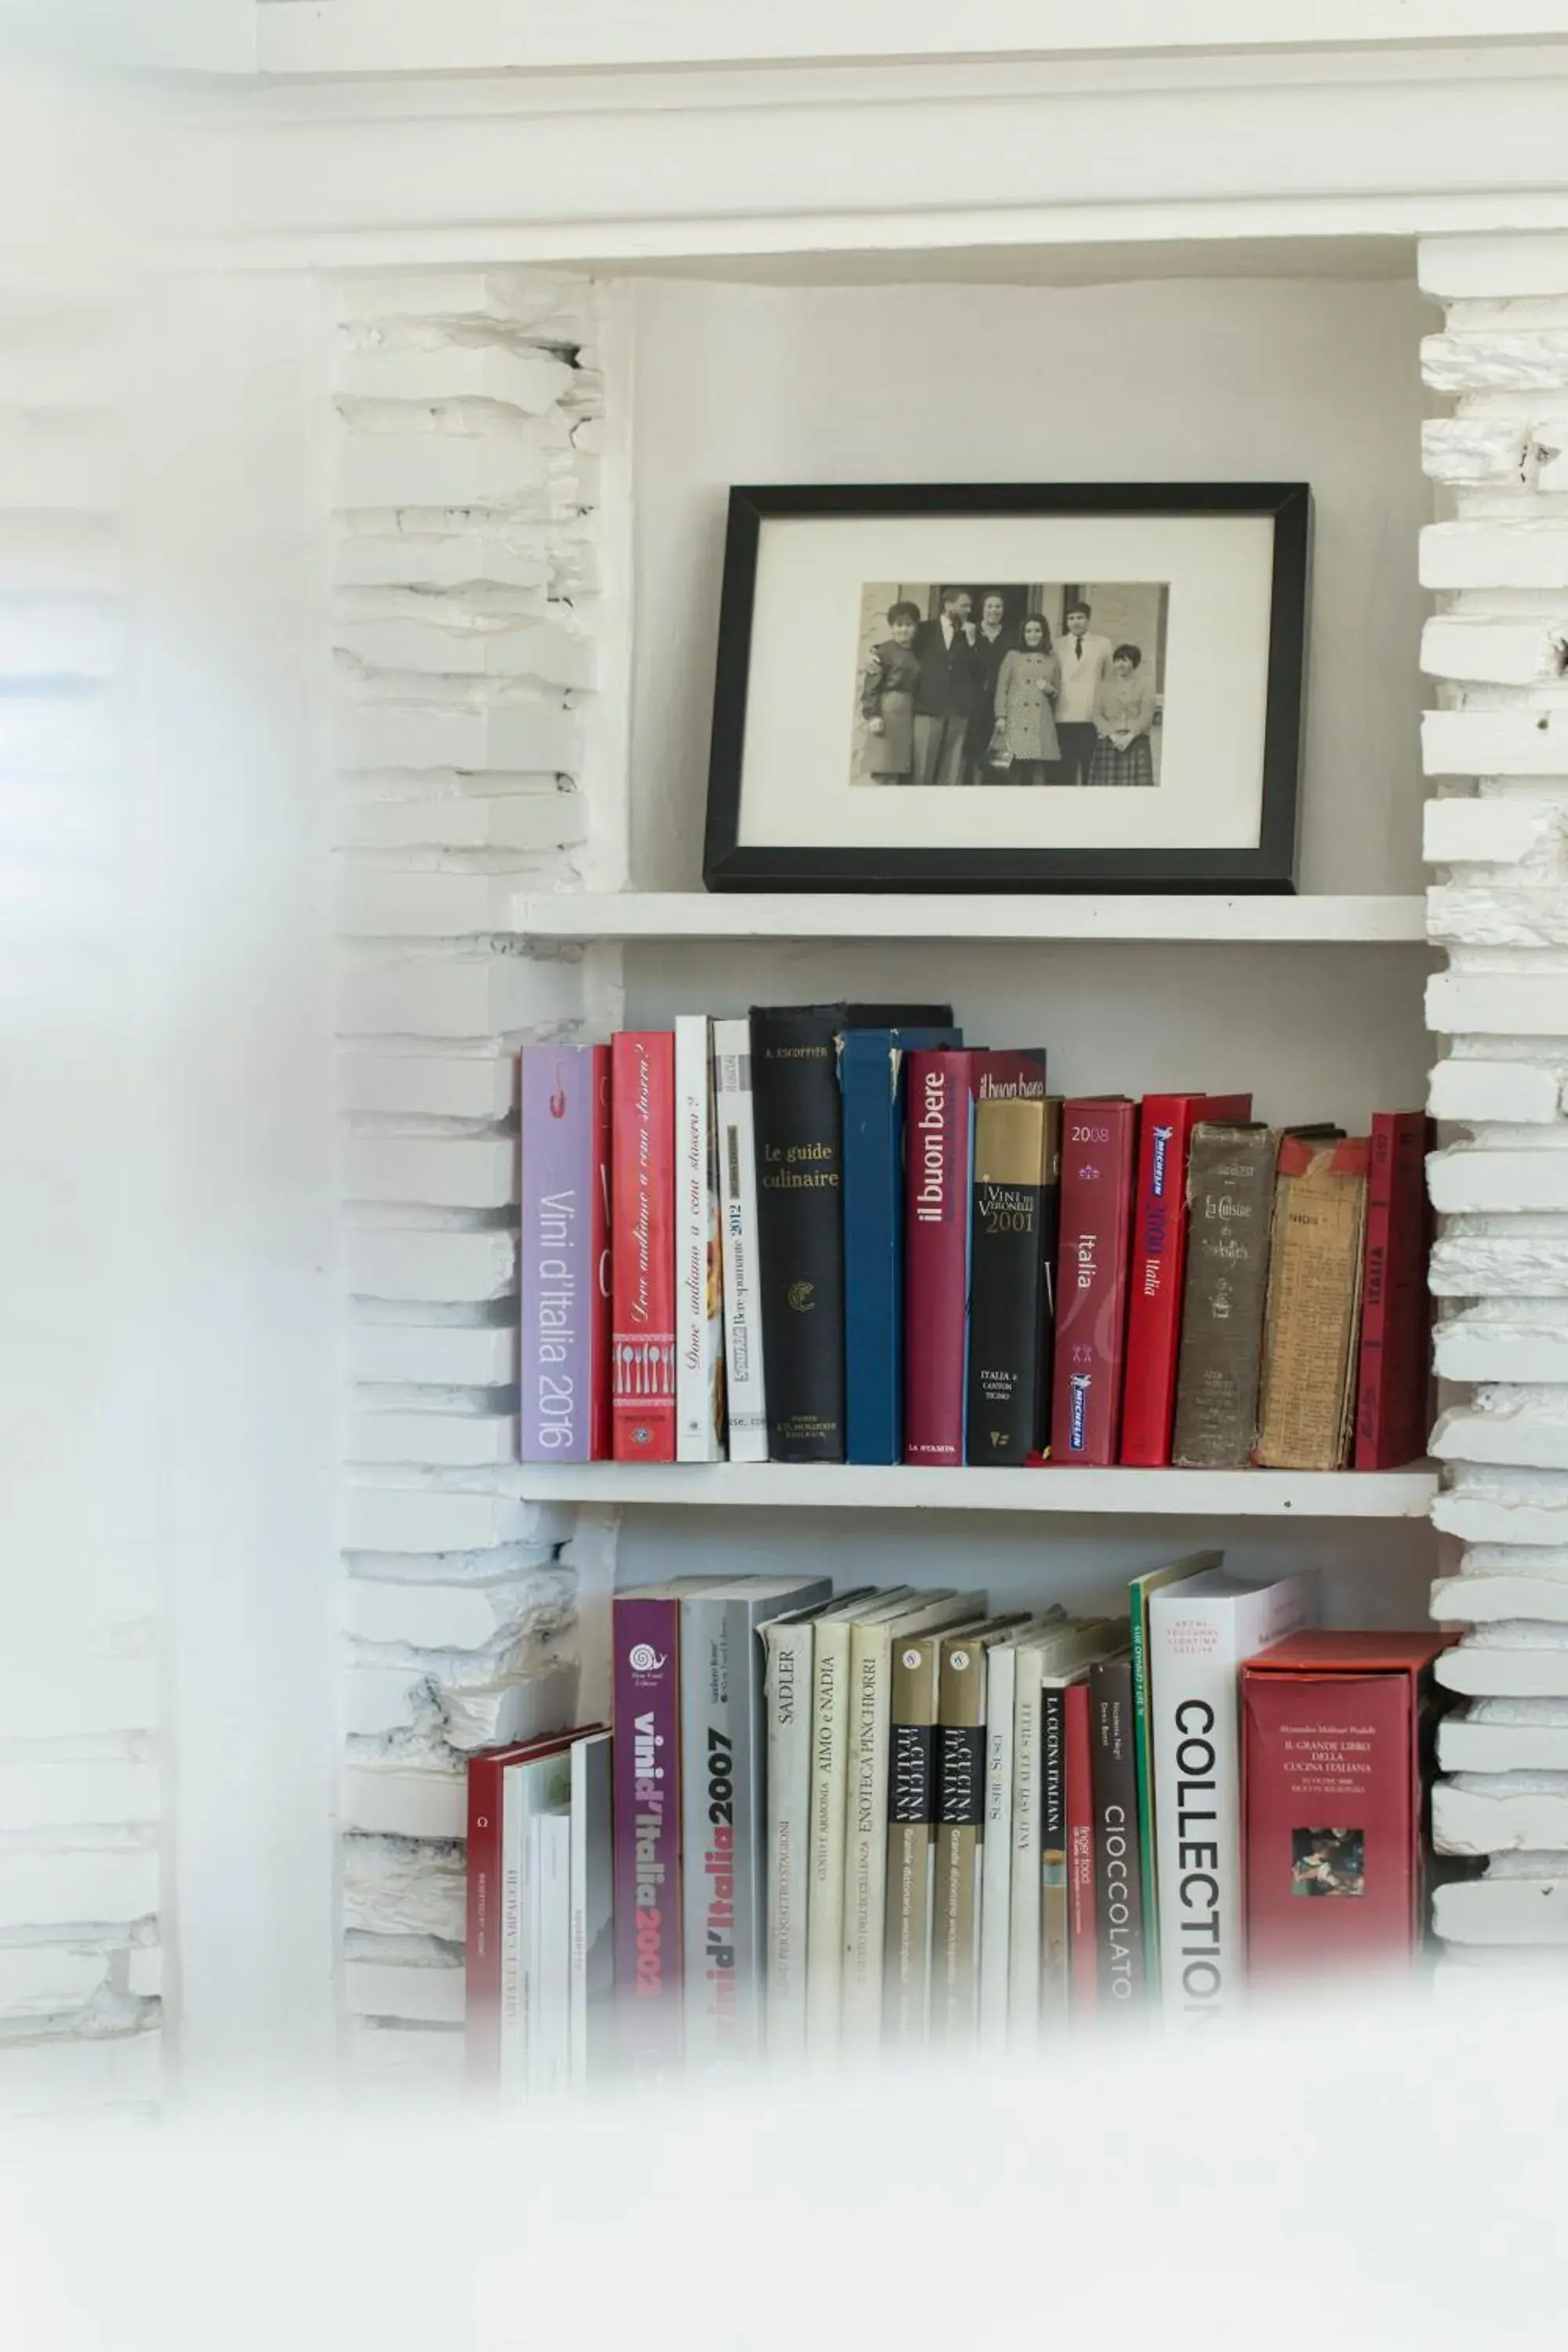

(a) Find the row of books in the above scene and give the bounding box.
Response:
[518,1008,1432,1472]
[463,1570,1450,2083]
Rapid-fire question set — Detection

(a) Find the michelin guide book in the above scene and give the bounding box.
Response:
[680,1574,831,2068]
[1148,1568,1316,2028]
[1051,1097,1138,1466]
[674,1014,726,1463]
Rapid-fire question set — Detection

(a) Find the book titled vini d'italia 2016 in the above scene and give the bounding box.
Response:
[519,1041,611,1463]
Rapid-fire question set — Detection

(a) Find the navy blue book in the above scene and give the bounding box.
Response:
[840,1023,964,1465]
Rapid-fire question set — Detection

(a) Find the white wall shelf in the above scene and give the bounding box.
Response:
[512,892,1428,946]
[517,1463,1439,1516]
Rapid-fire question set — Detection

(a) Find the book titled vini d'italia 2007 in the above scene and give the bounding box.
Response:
[679,1574,829,2071]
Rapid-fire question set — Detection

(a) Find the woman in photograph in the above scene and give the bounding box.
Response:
[991,610,1061,786]
[858,597,922,783]
[1089,641,1159,787]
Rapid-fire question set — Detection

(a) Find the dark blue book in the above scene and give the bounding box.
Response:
[840,1024,963,1464]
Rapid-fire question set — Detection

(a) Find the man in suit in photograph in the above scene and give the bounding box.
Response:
[909,588,981,787]
[966,589,1015,783]
[1054,599,1114,786]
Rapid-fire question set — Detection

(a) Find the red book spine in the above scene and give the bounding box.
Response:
[464,1748,508,2085]
[589,1044,612,1459]
[902,1048,976,1466]
[1065,1679,1097,2013]
[464,1732,579,2084]
[1242,1666,1422,1980]
[1051,1098,1138,1466]
[1120,1091,1252,1467]
[611,1032,676,1461]
[1353,1112,1432,1472]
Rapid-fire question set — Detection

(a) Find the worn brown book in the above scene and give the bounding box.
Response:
[883,1613,984,2046]
[1170,1123,1279,1468]
[1254,1134,1370,1471]
[930,1616,1028,2041]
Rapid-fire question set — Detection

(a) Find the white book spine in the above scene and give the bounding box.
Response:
[1007,1647,1044,2040]
[569,1730,615,2085]
[524,1810,546,2096]
[764,1616,816,2060]
[713,1017,768,1464]
[840,1625,893,2045]
[805,1617,854,2051]
[499,1762,528,2100]
[569,1740,588,2081]
[1150,1577,1310,2030]
[531,1811,572,2096]
[676,1016,724,1461]
[978,1642,1018,2046]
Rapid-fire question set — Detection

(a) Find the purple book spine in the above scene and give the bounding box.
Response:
[521,1044,593,1463]
[612,1595,684,2074]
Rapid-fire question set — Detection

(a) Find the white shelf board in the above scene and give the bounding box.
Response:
[517,1462,1439,1517]
[511,892,1428,946]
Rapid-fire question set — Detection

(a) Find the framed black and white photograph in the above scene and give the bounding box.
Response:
[702,484,1309,894]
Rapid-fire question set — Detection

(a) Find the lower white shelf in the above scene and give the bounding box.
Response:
[518,1462,1439,1517]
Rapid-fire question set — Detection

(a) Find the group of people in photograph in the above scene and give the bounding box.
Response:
[858,588,1160,789]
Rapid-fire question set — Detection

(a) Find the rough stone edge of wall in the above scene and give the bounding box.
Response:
[330,270,612,2075]
[1421,235,1568,1976]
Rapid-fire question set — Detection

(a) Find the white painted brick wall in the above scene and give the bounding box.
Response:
[1422,234,1568,1947]
[332,271,614,2070]
[0,291,162,2120]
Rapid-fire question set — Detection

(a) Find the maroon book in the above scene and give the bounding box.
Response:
[464,1730,581,2086]
[1065,1677,1098,2013]
[1120,1091,1252,1468]
[612,1587,687,2077]
[902,1047,977,1466]
[1051,1098,1138,1466]
[1353,1112,1433,1471]
[1241,1630,1453,1984]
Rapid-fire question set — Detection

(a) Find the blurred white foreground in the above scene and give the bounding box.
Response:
[0,1993,1560,2352]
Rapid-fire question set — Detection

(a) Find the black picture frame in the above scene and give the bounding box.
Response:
[701,481,1310,895]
